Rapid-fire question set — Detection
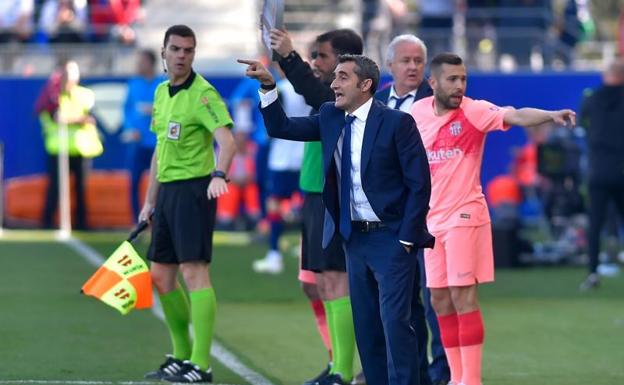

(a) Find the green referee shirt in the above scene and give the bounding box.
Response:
[151,71,233,183]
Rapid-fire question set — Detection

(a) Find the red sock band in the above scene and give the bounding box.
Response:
[310,299,332,354]
[266,212,282,223]
[458,310,484,346]
[437,313,460,348]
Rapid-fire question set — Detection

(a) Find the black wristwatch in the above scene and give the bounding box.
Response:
[260,82,277,90]
[281,50,297,63]
[211,170,230,182]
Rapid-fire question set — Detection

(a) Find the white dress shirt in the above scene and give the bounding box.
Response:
[260,89,411,245]
[387,86,418,113]
[334,98,380,222]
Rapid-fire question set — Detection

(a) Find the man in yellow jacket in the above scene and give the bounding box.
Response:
[38,60,102,229]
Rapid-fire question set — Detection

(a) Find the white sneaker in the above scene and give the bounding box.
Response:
[597,263,620,277]
[252,250,284,274]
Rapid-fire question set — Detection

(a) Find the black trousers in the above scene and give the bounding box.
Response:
[587,181,624,273]
[42,154,87,229]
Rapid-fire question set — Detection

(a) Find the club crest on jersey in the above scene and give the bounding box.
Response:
[449,121,462,136]
[167,121,181,140]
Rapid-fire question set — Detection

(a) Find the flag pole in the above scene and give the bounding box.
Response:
[56,109,71,240]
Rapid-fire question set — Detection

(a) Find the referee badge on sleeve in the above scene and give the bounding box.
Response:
[167,121,181,140]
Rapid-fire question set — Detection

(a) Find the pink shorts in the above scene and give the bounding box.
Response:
[424,224,494,288]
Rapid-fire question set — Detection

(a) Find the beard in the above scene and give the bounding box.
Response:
[435,91,462,110]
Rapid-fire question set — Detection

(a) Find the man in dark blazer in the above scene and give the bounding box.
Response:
[239,54,434,385]
[375,35,449,385]
[374,34,432,111]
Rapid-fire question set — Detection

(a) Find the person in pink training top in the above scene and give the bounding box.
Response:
[410,53,575,385]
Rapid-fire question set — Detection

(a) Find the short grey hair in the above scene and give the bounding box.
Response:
[385,34,428,64]
[338,54,380,95]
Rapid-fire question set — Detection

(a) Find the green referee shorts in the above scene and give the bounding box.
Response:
[148,175,216,264]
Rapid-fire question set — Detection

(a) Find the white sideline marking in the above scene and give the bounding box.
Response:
[65,237,274,385]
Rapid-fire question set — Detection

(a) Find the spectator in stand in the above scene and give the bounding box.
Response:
[496,0,551,68]
[88,0,141,44]
[120,48,161,221]
[0,0,34,43]
[39,0,88,43]
[548,0,582,67]
[419,0,454,55]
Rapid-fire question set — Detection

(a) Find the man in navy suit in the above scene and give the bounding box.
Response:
[239,54,434,385]
[375,35,449,385]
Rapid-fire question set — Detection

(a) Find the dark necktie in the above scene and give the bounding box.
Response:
[392,94,412,110]
[339,114,356,240]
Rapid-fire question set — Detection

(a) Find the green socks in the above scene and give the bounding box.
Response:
[159,287,192,360]
[325,296,356,381]
[159,287,217,371]
[189,287,217,370]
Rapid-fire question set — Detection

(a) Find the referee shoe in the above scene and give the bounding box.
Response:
[302,364,331,385]
[317,373,350,385]
[144,354,184,379]
[163,360,213,383]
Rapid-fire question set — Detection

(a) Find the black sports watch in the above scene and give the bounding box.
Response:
[281,50,298,63]
[260,82,277,90]
[211,170,230,182]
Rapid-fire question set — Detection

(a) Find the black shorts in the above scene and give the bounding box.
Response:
[300,193,346,272]
[148,176,216,264]
[267,170,300,198]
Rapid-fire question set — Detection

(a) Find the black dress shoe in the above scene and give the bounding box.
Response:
[302,364,331,385]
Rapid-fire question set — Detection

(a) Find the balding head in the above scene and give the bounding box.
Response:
[603,58,624,85]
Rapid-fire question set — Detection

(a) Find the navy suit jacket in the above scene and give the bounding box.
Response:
[374,81,433,106]
[261,97,434,250]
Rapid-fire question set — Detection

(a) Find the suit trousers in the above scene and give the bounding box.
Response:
[416,250,450,383]
[346,226,423,385]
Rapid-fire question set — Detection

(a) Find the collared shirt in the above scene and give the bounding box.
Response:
[334,97,380,222]
[152,71,233,182]
[388,86,418,113]
[260,88,412,245]
[260,89,379,221]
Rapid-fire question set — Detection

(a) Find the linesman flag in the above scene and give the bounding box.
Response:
[81,221,153,314]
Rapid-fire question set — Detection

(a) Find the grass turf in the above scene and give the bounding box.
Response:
[0,230,623,384]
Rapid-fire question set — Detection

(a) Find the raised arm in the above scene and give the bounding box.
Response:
[238,58,322,142]
[270,29,335,110]
[503,107,576,128]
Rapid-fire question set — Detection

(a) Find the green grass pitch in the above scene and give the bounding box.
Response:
[0,230,622,385]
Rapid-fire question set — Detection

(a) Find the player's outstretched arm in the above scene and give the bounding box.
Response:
[503,107,576,128]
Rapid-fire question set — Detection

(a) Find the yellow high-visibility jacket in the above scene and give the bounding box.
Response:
[40,85,103,158]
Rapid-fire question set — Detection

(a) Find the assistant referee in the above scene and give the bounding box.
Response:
[139,25,235,384]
